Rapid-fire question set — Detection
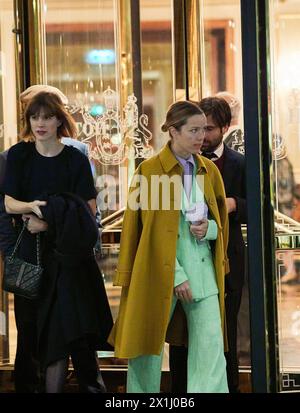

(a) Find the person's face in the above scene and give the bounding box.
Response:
[170,114,206,159]
[30,108,61,142]
[201,114,228,152]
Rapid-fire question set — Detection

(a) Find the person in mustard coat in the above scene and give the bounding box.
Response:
[108,100,230,393]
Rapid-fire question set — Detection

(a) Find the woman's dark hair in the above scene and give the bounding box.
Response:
[20,91,77,141]
[161,100,204,134]
[198,97,232,129]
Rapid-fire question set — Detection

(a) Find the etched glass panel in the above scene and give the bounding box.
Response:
[140,0,174,153]
[200,0,250,373]
[270,0,300,384]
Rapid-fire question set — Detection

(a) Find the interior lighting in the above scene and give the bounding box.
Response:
[85,49,115,65]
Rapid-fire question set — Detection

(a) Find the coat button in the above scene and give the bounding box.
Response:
[202,258,205,262]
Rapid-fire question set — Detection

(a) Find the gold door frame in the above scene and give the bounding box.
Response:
[172,0,203,101]
[13,0,46,134]
[16,0,204,132]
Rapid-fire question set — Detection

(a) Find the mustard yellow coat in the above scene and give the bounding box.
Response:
[108,142,229,358]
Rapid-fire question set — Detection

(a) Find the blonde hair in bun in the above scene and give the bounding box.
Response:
[161,123,169,133]
[161,100,204,137]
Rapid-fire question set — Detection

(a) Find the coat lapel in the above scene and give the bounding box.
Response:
[159,142,181,174]
[222,145,237,192]
[194,155,222,229]
[203,174,222,228]
[158,145,221,227]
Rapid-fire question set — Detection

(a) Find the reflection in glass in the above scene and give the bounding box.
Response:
[43,0,123,217]
[276,250,300,371]
[200,0,243,108]
[0,0,17,151]
[200,0,250,371]
[140,0,174,153]
[96,245,121,322]
[201,1,244,150]
[270,0,300,224]
[43,0,175,213]
[270,0,300,382]
[42,2,175,367]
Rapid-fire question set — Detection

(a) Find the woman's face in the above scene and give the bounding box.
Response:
[170,114,206,159]
[30,108,61,143]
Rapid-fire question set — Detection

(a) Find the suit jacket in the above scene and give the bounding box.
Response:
[0,151,8,188]
[222,144,247,291]
[62,137,97,180]
[61,137,89,157]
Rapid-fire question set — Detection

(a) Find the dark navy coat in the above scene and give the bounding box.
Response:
[38,192,113,367]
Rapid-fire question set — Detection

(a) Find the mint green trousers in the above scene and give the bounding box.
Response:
[127,294,228,393]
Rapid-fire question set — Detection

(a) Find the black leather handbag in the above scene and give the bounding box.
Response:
[3,219,43,300]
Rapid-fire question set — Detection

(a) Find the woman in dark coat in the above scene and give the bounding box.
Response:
[2,91,113,393]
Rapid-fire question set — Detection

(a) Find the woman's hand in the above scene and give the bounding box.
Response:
[190,219,208,240]
[87,199,97,217]
[29,200,47,219]
[5,195,46,217]
[22,214,48,234]
[174,280,193,303]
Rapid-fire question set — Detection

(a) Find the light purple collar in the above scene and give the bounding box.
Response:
[174,153,196,171]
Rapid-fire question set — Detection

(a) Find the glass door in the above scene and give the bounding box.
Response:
[198,0,251,381]
[270,0,300,391]
[41,0,175,218]
[0,0,179,374]
[0,0,19,365]
[39,1,176,371]
[0,0,18,151]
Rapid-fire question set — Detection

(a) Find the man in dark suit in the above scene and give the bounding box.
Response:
[169,96,246,393]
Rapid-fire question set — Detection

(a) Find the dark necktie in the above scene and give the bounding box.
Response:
[202,152,216,160]
[183,160,193,200]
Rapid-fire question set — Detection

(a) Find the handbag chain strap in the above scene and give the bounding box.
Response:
[9,218,41,266]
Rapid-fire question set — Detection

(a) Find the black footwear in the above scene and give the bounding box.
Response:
[79,372,107,393]
[229,386,241,393]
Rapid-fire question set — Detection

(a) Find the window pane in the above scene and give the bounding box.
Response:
[44,0,123,218]
[200,1,251,377]
[201,0,243,131]
[0,0,17,151]
[270,0,300,380]
[140,0,174,153]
